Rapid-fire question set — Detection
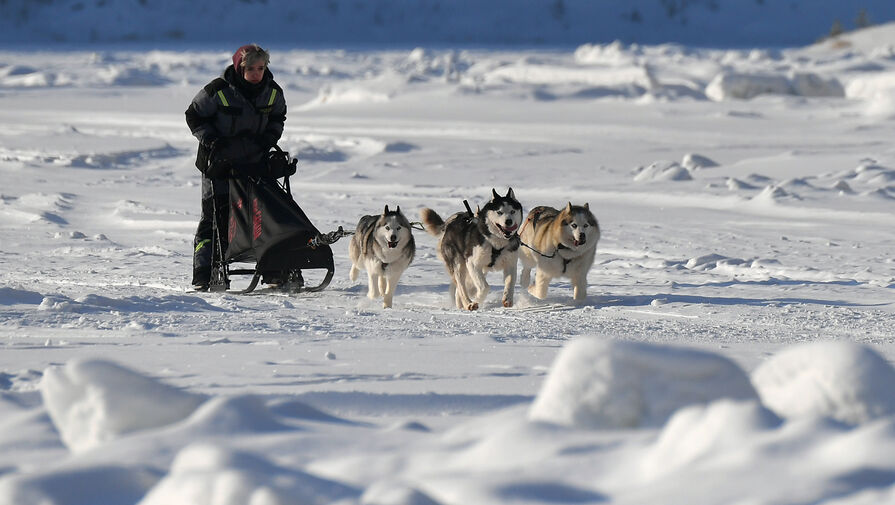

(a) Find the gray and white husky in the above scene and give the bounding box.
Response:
[421,188,523,310]
[349,205,415,308]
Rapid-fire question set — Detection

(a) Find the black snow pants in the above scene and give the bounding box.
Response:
[191,177,229,286]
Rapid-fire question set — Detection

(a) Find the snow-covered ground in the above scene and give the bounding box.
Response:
[2,23,895,505]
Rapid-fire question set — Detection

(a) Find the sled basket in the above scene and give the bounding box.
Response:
[209,175,334,294]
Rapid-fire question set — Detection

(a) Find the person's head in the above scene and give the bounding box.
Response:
[232,44,270,84]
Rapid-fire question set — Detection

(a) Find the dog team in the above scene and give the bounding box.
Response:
[348,188,600,310]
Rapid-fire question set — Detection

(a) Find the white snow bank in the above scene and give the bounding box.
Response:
[0,287,44,305]
[573,41,642,67]
[481,63,653,91]
[682,153,719,170]
[791,72,846,97]
[178,395,294,435]
[298,70,407,110]
[305,86,392,108]
[751,341,895,424]
[40,359,206,452]
[845,73,895,116]
[360,480,443,505]
[706,72,844,101]
[0,464,160,505]
[633,160,692,182]
[138,443,358,505]
[642,399,781,479]
[528,339,757,429]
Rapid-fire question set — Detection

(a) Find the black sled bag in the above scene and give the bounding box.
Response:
[225,177,333,273]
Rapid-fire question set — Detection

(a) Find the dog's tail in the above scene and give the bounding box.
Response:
[420,208,445,237]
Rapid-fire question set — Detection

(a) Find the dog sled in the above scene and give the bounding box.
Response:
[207,146,350,294]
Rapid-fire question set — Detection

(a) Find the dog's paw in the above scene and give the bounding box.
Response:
[467,302,479,311]
[503,298,513,308]
[527,285,546,299]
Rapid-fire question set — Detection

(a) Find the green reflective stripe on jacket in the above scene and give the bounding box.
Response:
[216,90,230,106]
[268,89,277,106]
[195,239,211,253]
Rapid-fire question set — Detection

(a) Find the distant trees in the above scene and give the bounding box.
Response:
[827,8,874,40]
[855,8,871,29]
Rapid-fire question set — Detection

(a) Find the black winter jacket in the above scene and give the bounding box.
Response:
[185,65,286,175]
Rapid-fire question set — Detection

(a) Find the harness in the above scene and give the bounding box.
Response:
[557,244,571,273]
[461,198,521,269]
[521,207,572,272]
[488,235,521,268]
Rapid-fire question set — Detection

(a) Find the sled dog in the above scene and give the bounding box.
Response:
[349,205,415,308]
[421,188,523,310]
[519,203,599,302]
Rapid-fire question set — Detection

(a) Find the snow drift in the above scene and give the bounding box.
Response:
[41,359,206,452]
[528,339,758,429]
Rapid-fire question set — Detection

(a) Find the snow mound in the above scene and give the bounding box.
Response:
[681,153,719,170]
[0,287,44,305]
[40,359,206,452]
[139,443,359,505]
[96,66,172,87]
[706,72,844,101]
[307,85,392,108]
[528,339,758,429]
[0,464,160,505]
[633,161,692,182]
[643,399,781,479]
[361,480,443,505]
[179,395,294,434]
[481,62,653,92]
[727,177,759,191]
[685,253,745,270]
[706,72,791,101]
[573,41,642,66]
[751,184,795,201]
[791,72,845,97]
[285,135,388,164]
[751,341,895,424]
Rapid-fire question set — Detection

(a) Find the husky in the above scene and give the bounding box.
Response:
[349,205,415,308]
[519,203,600,302]
[421,188,523,310]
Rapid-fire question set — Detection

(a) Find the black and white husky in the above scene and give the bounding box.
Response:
[349,206,415,308]
[421,188,523,310]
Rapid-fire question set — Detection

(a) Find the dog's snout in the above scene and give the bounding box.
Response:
[578,233,586,244]
[504,219,513,227]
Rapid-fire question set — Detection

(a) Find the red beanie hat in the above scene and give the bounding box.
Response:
[232,44,256,72]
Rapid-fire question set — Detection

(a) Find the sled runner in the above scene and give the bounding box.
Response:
[207,146,349,294]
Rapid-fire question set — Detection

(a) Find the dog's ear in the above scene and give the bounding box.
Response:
[506,187,515,199]
[476,204,481,216]
[395,205,401,214]
[491,188,499,200]
[566,202,573,213]
[584,202,589,210]
[383,205,390,215]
